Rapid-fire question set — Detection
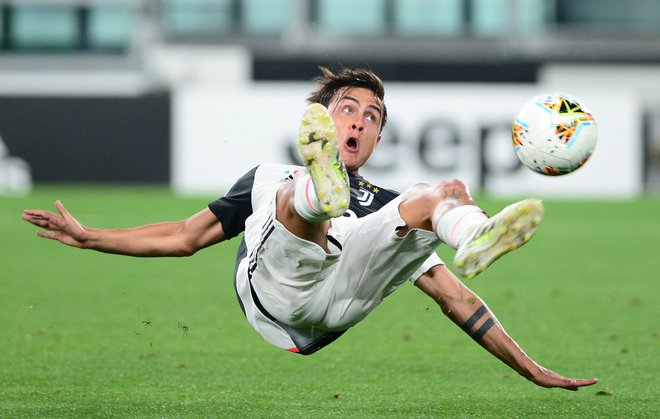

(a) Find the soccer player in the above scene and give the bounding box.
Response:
[22,67,598,391]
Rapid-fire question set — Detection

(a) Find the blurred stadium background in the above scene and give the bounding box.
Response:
[0,0,659,197]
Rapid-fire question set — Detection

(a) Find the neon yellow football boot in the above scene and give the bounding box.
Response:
[454,199,544,279]
[298,103,350,218]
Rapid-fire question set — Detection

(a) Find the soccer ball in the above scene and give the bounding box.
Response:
[512,92,597,176]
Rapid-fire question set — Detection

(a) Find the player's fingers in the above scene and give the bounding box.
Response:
[21,211,39,223]
[23,216,51,229]
[562,377,598,391]
[574,378,599,388]
[37,229,82,247]
[36,230,59,240]
[22,209,54,220]
[22,211,56,228]
[55,200,71,219]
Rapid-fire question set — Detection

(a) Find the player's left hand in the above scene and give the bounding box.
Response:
[530,366,598,391]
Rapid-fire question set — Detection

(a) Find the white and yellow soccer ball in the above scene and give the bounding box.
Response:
[512,92,597,176]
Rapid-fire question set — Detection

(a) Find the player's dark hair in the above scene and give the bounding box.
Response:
[307,66,388,131]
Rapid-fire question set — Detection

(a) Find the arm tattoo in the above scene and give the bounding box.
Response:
[473,318,497,342]
[462,305,488,331]
[461,305,498,342]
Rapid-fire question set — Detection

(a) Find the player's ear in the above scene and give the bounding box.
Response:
[376,135,382,145]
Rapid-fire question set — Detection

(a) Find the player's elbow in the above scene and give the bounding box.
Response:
[176,243,199,257]
[174,248,195,257]
[169,238,201,257]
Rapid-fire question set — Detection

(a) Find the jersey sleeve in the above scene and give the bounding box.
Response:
[208,166,258,239]
[408,252,445,284]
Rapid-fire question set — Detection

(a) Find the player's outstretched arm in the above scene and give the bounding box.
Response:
[415,265,598,391]
[22,200,226,257]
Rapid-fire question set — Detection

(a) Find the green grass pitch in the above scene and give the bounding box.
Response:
[1,186,659,418]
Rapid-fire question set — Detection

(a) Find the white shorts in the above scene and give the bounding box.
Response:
[235,186,443,350]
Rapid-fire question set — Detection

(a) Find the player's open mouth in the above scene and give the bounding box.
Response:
[345,137,359,152]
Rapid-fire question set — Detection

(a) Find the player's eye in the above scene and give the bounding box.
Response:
[366,112,381,125]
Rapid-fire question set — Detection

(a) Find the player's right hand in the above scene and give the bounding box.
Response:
[23,200,89,248]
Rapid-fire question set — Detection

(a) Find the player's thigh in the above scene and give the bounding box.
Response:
[329,199,440,298]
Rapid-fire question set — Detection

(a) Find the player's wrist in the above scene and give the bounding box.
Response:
[78,227,100,249]
[525,364,552,385]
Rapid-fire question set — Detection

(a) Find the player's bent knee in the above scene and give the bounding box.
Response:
[398,188,443,228]
[433,179,475,205]
[400,182,431,202]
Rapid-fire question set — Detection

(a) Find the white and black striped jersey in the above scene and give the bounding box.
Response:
[208,164,400,240]
[208,164,439,354]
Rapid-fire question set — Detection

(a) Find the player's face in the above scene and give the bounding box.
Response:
[327,87,383,175]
